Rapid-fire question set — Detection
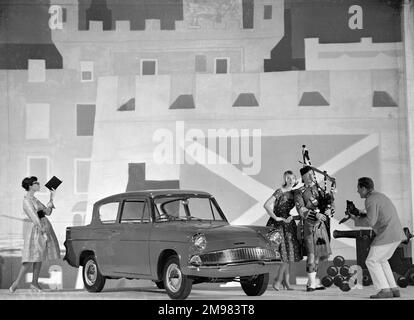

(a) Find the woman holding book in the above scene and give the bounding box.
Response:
[9,176,60,293]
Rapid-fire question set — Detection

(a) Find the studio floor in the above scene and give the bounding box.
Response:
[1,280,413,300]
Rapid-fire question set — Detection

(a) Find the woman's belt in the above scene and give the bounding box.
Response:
[37,210,46,219]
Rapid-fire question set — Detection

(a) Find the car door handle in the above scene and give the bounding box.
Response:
[111,230,120,234]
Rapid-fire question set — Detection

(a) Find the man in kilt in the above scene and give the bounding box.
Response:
[294,166,332,291]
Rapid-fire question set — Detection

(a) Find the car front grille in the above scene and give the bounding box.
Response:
[199,247,278,265]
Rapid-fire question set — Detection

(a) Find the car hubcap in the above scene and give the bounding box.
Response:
[166,263,182,293]
[84,260,97,286]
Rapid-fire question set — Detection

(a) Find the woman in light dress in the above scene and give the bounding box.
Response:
[9,176,60,293]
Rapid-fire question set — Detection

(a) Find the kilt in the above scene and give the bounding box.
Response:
[302,220,331,259]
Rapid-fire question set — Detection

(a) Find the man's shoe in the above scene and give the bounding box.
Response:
[391,287,401,298]
[306,284,325,291]
[370,289,393,299]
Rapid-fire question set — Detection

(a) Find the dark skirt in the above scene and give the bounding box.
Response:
[266,218,303,263]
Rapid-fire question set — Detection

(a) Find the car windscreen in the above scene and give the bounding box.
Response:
[153,196,224,221]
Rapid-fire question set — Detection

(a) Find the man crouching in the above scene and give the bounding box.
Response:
[351,177,406,299]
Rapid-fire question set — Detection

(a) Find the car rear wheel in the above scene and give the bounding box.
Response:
[241,273,269,296]
[82,255,106,292]
[163,256,193,299]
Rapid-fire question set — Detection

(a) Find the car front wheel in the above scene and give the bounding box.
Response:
[241,273,269,296]
[154,280,165,289]
[82,255,106,292]
[163,256,193,299]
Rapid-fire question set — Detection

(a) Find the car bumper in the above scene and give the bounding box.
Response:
[183,261,280,278]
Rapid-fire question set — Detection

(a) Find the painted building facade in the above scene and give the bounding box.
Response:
[0,0,413,289]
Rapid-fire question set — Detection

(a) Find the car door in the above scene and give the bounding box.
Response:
[112,198,152,275]
[94,201,122,275]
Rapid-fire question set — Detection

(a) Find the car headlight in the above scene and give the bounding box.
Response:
[267,230,282,245]
[189,255,202,266]
[191,233,207,251]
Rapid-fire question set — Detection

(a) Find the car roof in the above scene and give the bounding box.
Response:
[95,189,212,205]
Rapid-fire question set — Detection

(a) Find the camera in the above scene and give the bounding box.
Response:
[345,200,361,216]
[338,200,366,224]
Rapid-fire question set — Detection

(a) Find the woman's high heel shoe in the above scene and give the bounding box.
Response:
[30,284,43,292]
[9,283,16,293]
[282,281,294,291]
[272,280,281,291]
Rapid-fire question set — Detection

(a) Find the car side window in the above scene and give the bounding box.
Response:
[121,201,148,223]
[99,202,120,224]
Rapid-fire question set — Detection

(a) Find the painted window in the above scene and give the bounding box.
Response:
[264,5,272,19]
[170,95,195,109]
[195,55,207,73]
[27,156,49,194]
[28,59,46,82]
[242,0,254,29]
[76,104,96,136]
[141,59,158,75]
[25,103,50,139]
[80,61,94,82]
[74,159,91,194]
[215,58,229,74]
[99,202,120,224]
[233,93,259,107]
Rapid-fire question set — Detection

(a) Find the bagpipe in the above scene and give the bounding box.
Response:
[299,145,337,238]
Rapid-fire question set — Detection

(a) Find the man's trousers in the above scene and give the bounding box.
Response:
[366,241,400,290]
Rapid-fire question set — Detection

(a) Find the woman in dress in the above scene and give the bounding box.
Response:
[9,176,60,293]
[264,170,303,290]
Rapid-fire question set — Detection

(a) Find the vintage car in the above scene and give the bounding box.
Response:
[64,190,281,299]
